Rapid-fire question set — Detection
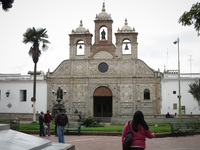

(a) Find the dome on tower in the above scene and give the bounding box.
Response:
[71,20,90,34]
[96,2,112,20]
[118,19,135,33]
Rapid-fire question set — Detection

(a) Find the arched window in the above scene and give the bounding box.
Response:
[144,89,150,100]
[76,41,84,55]
[100,27,107,40]
[122,39,131,54]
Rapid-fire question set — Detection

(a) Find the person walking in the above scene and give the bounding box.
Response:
[39,111,45,136]
[44,110,53,136]
[122,110,155,150]
[55,108,68,143]
[78,111,82,119]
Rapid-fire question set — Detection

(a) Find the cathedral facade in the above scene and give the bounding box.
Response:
[46,3,162,123]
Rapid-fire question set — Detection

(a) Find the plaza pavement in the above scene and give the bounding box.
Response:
[33,134,200,150]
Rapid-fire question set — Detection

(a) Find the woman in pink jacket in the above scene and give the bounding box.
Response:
[122,111,155,150]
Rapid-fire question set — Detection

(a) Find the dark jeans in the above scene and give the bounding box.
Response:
[39,123,45,136]
[55,125,57,136]
[129,147,144,150]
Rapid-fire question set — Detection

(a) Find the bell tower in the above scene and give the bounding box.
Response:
[91,3,116,58]
[69,20,93,59]
[115,19,138,59]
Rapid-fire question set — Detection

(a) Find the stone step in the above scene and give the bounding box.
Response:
[94,117,111,122]
[41,142,75,150]
[0,129,51,150]
[0,124,74,150]
[0,124,10,130]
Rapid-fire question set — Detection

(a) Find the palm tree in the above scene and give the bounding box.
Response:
[0,0,14,11]
[23,27,50,122]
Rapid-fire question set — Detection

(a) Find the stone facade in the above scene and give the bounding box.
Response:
[46,3,162,123]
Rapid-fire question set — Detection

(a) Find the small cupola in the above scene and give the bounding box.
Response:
[95,2,112,20]
[118,18,136,33]
[71,20,90,34]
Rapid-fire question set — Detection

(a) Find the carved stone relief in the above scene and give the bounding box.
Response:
[121,61,134,75]
[73,84,85,102]
[120,84,133,102]
[73,61,87,76]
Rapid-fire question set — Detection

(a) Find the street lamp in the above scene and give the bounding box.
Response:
[154,71,158,126]
[173,37,182,122]
[28,71,41,122]
[6,90,10,97]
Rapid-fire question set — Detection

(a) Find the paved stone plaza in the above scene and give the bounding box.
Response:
[35,134,200,150]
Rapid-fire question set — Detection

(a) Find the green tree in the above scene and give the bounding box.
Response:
[0,0,14,11]
[188,79,200,102]
[179,2,200,36]
[23,27,50,122]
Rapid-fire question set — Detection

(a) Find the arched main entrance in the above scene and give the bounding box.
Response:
[93,86,112,117]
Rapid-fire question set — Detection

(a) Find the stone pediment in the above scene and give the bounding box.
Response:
[136,59,154,75]
[50,60,71,77]
[93,51,114,59]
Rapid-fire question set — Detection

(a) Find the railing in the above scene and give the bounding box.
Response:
[164,70,200,78]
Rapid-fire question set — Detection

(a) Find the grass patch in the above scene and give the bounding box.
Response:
[81,125,123,132]
[19,122,40,131]
[0,121,10,124]
[19,122,56,131]
[1,121,199,134]
[149,125,171,134]
[81,124,171,133]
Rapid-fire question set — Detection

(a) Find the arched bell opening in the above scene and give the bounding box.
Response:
[76,40,84,55]
[122,39,131,54]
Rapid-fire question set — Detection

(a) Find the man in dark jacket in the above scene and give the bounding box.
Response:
[55,108,68,143]
[44,110,53,136]
[39,111,45,136]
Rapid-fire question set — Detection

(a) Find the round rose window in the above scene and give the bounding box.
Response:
[98,62,108,73]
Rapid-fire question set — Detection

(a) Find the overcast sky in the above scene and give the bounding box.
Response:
[0,0,199,75]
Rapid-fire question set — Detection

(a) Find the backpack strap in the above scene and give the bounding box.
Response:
[127,121,131,131]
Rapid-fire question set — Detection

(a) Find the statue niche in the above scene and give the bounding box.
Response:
[101,29,106,40]
[57,87,63,102]
[52,87,66,117]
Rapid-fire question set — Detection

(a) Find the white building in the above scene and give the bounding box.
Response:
[0,73,47,119]
[161,70,200,115]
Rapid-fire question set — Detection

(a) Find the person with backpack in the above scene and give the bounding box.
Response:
[55,107,68,143]
[122,111,155,150]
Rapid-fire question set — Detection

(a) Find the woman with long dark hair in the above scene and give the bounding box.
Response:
[122,111,155,150]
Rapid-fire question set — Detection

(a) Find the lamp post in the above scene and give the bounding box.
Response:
[154,71,158,126]
[6,90,10,97]
[28,71,41,122]
[173,37,182,122]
